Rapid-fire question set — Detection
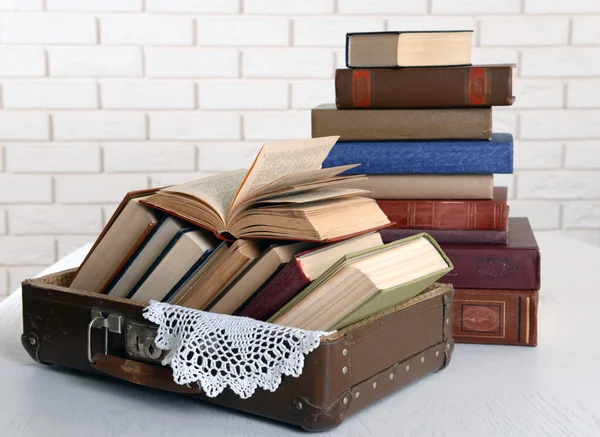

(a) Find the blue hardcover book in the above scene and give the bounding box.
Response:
[322,133,513,175]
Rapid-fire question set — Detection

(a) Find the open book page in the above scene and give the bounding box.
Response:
[258,188,369,204]
[251,164,360,198]
[162,170,247,223]
[229,136,339,214]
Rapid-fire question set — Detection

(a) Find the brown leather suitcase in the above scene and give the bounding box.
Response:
[21,269,454,432]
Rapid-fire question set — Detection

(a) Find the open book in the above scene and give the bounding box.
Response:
[143,137,392,242]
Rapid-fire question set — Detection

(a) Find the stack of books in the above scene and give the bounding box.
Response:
[69,136,453,332]
[314,30,540,346]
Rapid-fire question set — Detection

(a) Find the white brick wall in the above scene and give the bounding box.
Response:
[0,2,600,297]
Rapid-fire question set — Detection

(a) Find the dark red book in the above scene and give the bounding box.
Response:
[336,65,515,109]
[439,217,540,290]
[377,187,508,231]
[453,288,538,347]
[380,228,507,244]
[237,232,384,321]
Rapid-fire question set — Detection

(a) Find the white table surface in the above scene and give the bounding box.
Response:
[1,234,599,437]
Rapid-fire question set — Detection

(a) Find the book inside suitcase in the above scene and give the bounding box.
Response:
[21,269,454,432]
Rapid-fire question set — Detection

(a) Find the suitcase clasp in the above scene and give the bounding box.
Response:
[87,310,123,364]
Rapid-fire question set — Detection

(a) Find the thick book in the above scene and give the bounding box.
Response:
[380,228,507,245]
[322,134,513,175]
[70,191,159,294]
[209,241,314,315]
[338,175,493,200]
[312,104,492,141]
[335,65,514,109]
[269,234,453,331]
[128,229,220,303]
[453,288,539,346]
[346,30,472,68]
[106,216,189,298]
[377,187,509,231]
[143,136,391,242]
[238,232,384,321]
[439,217,540,290]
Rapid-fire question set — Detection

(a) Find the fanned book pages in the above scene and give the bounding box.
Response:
[346,30,473,68]
[143,136,391,242]
[269,234,453,331]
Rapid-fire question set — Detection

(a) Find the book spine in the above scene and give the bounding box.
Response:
[311,107,492,141]
[453,288,539,346]
[322,136,514,175]
[377,200,509,231]
[237,259,310,321]
[380,228,507,244]
[335,66,514,109]
[440,245,540,290]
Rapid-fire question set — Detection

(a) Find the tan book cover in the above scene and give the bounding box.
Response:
[339,175,494,200]
[311,104,492,141]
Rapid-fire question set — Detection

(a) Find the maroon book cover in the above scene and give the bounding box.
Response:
[380,228,507,244]
[335,65,515,109]
[237,258,310,321]
[439,217,540,290]
[454,288,538,347]
[377,187,509,231]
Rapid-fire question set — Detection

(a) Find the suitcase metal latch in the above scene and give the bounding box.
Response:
[124,321,168,364]
[87,310,123,364]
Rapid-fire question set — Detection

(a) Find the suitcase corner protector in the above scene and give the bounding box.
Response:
[21,332,46,365]
[292,391,352,432]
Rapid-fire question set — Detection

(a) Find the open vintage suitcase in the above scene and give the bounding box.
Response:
[21,269,454,432]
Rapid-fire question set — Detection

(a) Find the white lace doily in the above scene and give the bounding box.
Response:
[143,301,331,399]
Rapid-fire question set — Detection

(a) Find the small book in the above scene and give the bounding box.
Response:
[335,65,514,109]
[209,241,315,315]
[322,134,513,175]
[346,30,472,68]
[380,228,508,245]
[338,175,494,200]
[238,232,384,321]
[269,234,453,331]
[128,229,220,303]
[312,104,492,141]
[70,191,160,294]
[106,216,189,298]
[171,239,266,310]
[143,137,391,242]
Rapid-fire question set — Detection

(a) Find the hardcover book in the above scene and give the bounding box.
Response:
[269,233,453,331]
[380,228,507,245]
[338,175,494,200]
[335,65,514,109]
[312,104,492,141]
[346,30,472,68]
[143,136,391,242]
[439,217,540,290]
[377,187,509,231]
[70,191,159,294]
[238,232,383,321]
[322,134,513,175]
[453,288,539,346]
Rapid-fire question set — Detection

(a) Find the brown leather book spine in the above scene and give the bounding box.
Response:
[237,258,311,321]
[376,187,508,231]
[335,65,514,109]
[453,288,539,346]
[311,105,492,141]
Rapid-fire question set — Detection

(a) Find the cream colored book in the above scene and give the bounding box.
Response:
[270,234,453,331]
[339,175,493,200]
[347,30,472,68]
[143,137,391,242]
